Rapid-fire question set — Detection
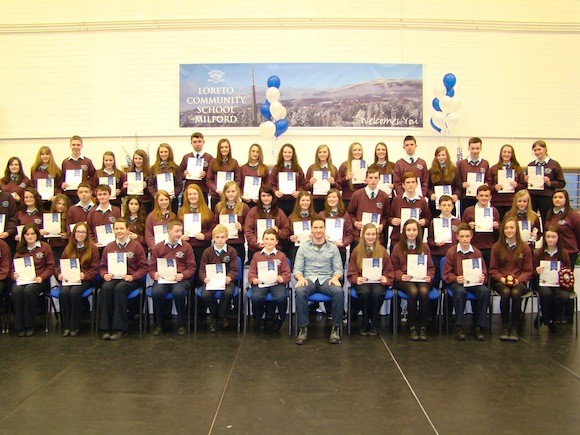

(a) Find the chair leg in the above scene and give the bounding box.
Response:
[347,291,351,335]
[193,291,198,333]
[393,293,398,335]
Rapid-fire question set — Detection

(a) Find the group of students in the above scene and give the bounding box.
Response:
[0,133,578,343]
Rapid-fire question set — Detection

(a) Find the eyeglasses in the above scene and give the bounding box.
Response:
[76,230,88,234]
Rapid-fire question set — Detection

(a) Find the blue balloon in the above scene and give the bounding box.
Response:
[443,73,456,91]
[430,118,441,133]
[260,102,271,120]
[446,89,455,97]
[267,75,281,88]
[432,98,442,112]
[274,119,289,137]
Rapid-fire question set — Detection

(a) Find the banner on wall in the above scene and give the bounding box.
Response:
[179,63,423,128]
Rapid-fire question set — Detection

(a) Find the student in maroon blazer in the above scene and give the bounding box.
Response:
[524,140,566,224]
[320,188,354,267]
[488,144,526,222]
[1,157,31,205]
[148,143,183,213]
[533,227,572,332]
[61,135,96,204]
[12,224,55,336]
[373,142,396,201]
[503,190,541,248]
[347,165,390,248]
[30,146,63,209]
[180,132,213,197]
[145,190,177,253]
[287,191,319,266]
[304,144,341,213]
[456,137,490,217]
[545,189,580,267]
[57,222,99,337]
[123,196,147,253]
[489,216,533,342]
[391,219,435,341]
[123,149,153,214]
[239,143,270,209]
[99,219,148,340]
[267,143,306,217]
[248,228,291,331]
[347,223,395,335]
[149,219,196,336]
[244,186,291,262]
[199,225,240,332]
[213,181,249,266]
[86,184,122,247]
[205,139,241,206]
[92,151,126,208]
[339,142,367,207]
[388,172,431,250]
[427,146,460,218]
[0,189,18,245]
[0,238,11,303]
[392,136,428,197]
[442,223,490,341]
[65,182,95,231]
[16,188,44,239]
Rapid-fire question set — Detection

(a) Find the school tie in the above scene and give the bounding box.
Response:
[409,157,414,164]
[370,191,375,200]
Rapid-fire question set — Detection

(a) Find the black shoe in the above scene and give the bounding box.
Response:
[508,327,519,342]
[177,326,187,336]
[25,328,35,337]
[110,331,128,341]
[62,329,71,337]
[499,326,510,341]
[296,327,308,345]
[210,319,218,333]
[70,329,80,337]
[419,326,428,341]
[17,330,26,337]
[475,327,485,341]
[409,326,419,341]
[101,332,111,340]
[455,326,466,341]
[368,327,378,336]
[548,321,557,333]
[359,327,368,336]
[272,317,284,332]
[220,318,229,329]
[152,325,163,336]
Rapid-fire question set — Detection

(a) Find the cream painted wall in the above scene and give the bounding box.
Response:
[0,0,579,172]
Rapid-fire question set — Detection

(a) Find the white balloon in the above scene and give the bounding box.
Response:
[449,97,462,113]
[266,87,280,103]
[445,113,459,128]
[438,96,453,114]
[434,85,446,100]
[269,101,287,120]
[432,112,446,129]
[259,121,275,139]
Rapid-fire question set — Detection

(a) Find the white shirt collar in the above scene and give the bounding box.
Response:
[544,246,558,255]
[260,247,278,255]
[402,191,420,201]
[76,200,94,208]
[164,238,183,247]
[68,154,85,161]
[214,244,228,253]
[364,186,379,197]
[457,244,475,254]
[96,204,112,213]
[27,241,42,250]
[405,155,416,164]
[534,156,551,165]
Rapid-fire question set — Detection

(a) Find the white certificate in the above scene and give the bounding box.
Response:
[126,172,144,195]
[216,171,234,194]
[65,169,83,191]
[378,174,393,196]
[186,157,204,180]
[400,208,421,232]
[256,219,274,244]
[95,224,115,246]
[361,212,381,228]
[351,160,367,185]
[42,213,61,237]
[205,263,226,291]
[153,224,168,245]
[183,213,201,237]
[466,172,485,197]
[433,218,453,244]
[36,178,55,201]
[434,185,452,210]
[0,214,5,234]
[278,172,297,195]
[107,252,127,279]
[60,258,82,286]
[518,220,533,244]
[157,258,177,284]
[407,254,427,282]
[527,165,544,190]
[99,176,117,199]
[156,173,175,196]
[219,214,238,239]
[243,176,261,200]
[312,170,331,195]
[325,218,344,243]
[362,257,382,283]
[497,169,515,193]
[14,257,36,285]
[474,206,493,232]
[257,260,278,288]
[293,220,311,246]
[16,225,25,241]
[462,258,483,287]
[539,260,560,287]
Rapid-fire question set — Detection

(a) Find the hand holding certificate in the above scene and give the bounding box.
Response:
[183,213,202,237]
[126,172,144,195]
[256,219,274,244]
[407,254,427,282]
[108,253,127,279]
[433,218,452,244]
[95,224,115,246]
[99,176,117,199]
[474,206,493,232]
[37,178,54,201]
[351,160,367,184]
[219,214,238,239]
[278,172,296,195]
[293,221,311,246]
[325,218,344,243]
[60,258,82,285]
[539,260,560,287]
[466,172,485,197]
[257,260,278,288]
[400,208,420,232]
[362,258,382,283]
[14,257,36,285]
[157,173,175,196]
[312,171,331,195]
[153,224,168,245]
[216,171,234,194]
[527,165,544,190]
[186,157,204,180]
[65,169,83,191]
[157,258,177,284]
[243,176,261,200]
[205,264,226,290]
[462,258,483,287]
[497,169,515,193]
[378,174,393,196]
[43,213,61,237]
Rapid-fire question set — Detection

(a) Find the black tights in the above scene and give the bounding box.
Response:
[494,283,526,326]
[399,282,430,328]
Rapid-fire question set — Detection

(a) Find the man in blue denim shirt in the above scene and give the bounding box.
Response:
[294,217,344,344]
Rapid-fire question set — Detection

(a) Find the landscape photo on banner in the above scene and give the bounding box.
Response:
[179,63,423,128]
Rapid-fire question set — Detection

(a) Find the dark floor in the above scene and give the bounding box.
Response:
[0,313,578,435]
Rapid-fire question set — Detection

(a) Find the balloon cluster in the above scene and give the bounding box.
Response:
[259,76,289,139]
[430,73,461,134]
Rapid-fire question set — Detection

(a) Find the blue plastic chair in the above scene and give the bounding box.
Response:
[95,275,147,334]
[144,283,192,332]
[48,284,96,332]
[347,286,395,334]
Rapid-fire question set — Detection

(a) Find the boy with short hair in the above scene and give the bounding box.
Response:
[199,224,240,332]
[86,184,121,246]
[180,132,214,195]
[61,135,96,203]
[456,137,490,217]
[65,182,94,229]
[392,135,428,196]
[443,223,490,341]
